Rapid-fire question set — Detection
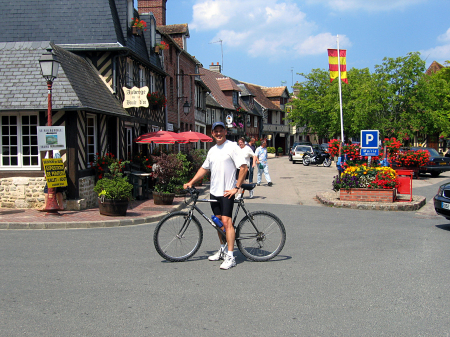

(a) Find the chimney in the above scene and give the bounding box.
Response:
[209,62,221,73]
[138,0,167,26]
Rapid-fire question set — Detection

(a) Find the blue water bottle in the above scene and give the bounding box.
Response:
[211,215,226,232]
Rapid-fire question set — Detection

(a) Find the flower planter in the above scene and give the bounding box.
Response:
[153,191,175,205]
[132,26,142,36]
[340,188,396,203]
[155,45,160,54]
[98,198,129,216]
[267,153,276,158]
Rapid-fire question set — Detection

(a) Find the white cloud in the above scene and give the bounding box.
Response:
[420,28,450,64]
[307,0,426,12]
[295,33,351,55]
[192,0,344,60]
[438,28,450,43]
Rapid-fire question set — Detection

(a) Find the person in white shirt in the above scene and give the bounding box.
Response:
[237,137,255,198]
[184,122,248,270]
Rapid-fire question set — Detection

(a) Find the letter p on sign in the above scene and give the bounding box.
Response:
[361,130,379,148]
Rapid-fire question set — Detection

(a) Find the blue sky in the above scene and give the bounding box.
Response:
[137,0,450,91]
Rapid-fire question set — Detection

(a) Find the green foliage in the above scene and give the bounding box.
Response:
[93,160,133,200]
[267,147,276,153]
[289,52,450,140]
[277,147,283,153]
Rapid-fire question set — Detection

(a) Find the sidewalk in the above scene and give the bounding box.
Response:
[0,186,209,230]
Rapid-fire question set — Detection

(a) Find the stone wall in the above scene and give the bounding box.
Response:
[78,175,98,209]
[0,177,46,208]
[0,175,98,210]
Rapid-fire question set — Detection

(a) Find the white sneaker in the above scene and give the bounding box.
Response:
[249,190,254,199]
[220,255,236,270]
[208,248,224,261]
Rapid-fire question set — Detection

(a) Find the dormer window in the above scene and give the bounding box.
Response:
[232,91,238,106]
[127,0,134,27]
[150,17,156,47]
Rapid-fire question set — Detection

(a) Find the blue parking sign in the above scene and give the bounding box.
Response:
[361,130,379,148]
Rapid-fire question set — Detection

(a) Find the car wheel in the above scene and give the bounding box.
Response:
[292,160,296,164]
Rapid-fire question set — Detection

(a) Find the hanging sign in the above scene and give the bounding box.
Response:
[122,86,149,108]
[37,126,66,151]
[226,115,233,128]
[43,158,67,188]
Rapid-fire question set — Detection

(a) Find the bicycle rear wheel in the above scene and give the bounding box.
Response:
[236,211,286,262]
[154,211,203,262]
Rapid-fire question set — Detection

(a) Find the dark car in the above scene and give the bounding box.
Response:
[434,182,450,220]
[289,141,312,161]
[407,147,450,177]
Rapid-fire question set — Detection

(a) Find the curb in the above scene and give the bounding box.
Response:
[316,191,427,211]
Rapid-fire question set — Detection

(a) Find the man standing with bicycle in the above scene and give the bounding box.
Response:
[184,122,248,270]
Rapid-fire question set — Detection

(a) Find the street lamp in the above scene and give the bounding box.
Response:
[39,47,61,214]
[183,100,190,115]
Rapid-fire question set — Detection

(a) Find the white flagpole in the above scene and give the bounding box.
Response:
[337,35,344,143]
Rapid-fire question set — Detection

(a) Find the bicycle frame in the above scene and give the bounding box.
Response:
[183,189,259,241]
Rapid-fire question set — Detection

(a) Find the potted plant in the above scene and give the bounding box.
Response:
[267,146,276,158]
[277,147,283,156]
[93,161,133,216]
[151,153,183,205]
[131,17,147,36]
[332,165,399,202]
[147,92,167,109]
[155,41,169,53]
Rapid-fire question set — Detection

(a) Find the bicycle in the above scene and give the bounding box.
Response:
[153,184,286,262]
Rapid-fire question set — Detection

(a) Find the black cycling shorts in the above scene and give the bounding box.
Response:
[210,194,235,218]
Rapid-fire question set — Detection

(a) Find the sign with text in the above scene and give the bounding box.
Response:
[360,130,379,157]
[43,158,67,188]
[122,86,149,108]
[37,126,66,151]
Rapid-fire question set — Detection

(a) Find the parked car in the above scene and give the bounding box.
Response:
[292,145,313,164]
[289,141,312,161]
[403,147,450,177]
[434,182,450,220]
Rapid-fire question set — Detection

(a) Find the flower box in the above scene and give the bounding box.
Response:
[340,188,396,203]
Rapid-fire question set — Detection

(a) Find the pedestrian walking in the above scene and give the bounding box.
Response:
[237,137,255,198]
[254,140,273,186]
[247,137,256,186]
[184,122,248,270]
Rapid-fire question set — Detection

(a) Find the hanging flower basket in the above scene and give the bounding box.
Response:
[131,18,147,36]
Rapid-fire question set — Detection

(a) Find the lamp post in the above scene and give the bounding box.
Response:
[39,47,61,214]
[182,100,190,115]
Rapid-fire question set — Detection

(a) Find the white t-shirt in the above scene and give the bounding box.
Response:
[202,140,247,197]
[239,145,255,168]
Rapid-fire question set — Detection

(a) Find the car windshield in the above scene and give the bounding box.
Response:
[295,146,310,152]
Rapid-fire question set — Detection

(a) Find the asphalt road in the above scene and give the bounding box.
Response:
[2,157,450,336]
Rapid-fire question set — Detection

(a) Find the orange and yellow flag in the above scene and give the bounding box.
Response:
[327,49,348,84]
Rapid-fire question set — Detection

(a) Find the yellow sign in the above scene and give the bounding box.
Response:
[122,86,149,108]
[43,158,68,188]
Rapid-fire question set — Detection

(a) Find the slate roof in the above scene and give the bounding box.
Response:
[0,0,159,71]
[206,93,222,108]
[0,41,128,116]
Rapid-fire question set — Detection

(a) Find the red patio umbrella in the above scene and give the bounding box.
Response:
[134,131,189,144]
[179,131,213,142]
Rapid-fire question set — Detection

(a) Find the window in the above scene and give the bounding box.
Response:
[1,113,39,169]
[126,59,133,87]
[246,114,251,126]
[232,92,238,106]
[87,114,97,166]
[139,66,146,88]
[150,72,155,92]
[127,0,134,28]
[125,127,133,160]
[254,115,258,128]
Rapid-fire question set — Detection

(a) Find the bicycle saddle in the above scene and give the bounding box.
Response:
[241,183,257,191]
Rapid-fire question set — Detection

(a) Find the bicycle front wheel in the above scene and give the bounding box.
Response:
[154,212,203,262]
[236,211,286,262]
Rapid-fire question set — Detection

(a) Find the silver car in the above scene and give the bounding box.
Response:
[292,145,313,164]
